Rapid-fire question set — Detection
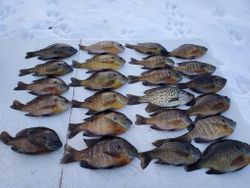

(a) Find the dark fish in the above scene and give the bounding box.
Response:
[153,115,236,146]
[177,75,227,94]
[125,43,168,56]
[187,94,230,117]
[10,95,71,116]
[139,141,201,169]
[135,109,192,131]
[127,86,194,111]
[186,140,250,174]
[60,136,138,169]
[129,56,174,69]
[14,77,69,95]
[68,111,132,138]
[173,61,216,78]
[25,43,77,60]
[128,68,182,86]
[72,54,125,72]
[69,70,128,90]
[169,44,208,59]
[79,41,124,54]
[0,127,62,154]
[71,91,128,115]
[19,61,73,77]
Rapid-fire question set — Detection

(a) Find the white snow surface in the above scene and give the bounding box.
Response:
[0,0,250,187]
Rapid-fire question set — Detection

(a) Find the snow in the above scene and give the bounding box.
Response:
[0,0,250,188]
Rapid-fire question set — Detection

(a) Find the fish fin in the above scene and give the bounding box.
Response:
[142,55,153,60]
[160,49,169,56]
[71,60,84,68]
[85,110,97,115]
[0,131,13,145]
[19,68,34,76]
[79,161,97,169]
[10,100,25,111]
[185,98,196,106]
[126,94,141,105]
[186,124,195,131]
[135,114,147,125]
[67,123,83,139]
[69,77,84,87]
[84,86,99,91]
[25,113,38,117]
[143,86,165,94]
[206,169,226,175]
[128,75,140,84]
[129,58,139,65]
[25,51,37,59]
[14,81,28,90]
[145,104,164,113]
[150,125,162,130]
[141,67,150,69]
[85,70,96,74]
[27,91,38,96]
[71,100,84,108]
[138,152,152,169]
[125,44,134,49]
[185,162,200,172]
[83,138,101,147]
[82,131,95,137]
[231,155,245,167]
[79,44,87,51]
[152,139,166,147]
[155,159,168,165]
[194,137,211,143]
[176,82,188,89]
[142,82,155,86]
[60,144,77,164]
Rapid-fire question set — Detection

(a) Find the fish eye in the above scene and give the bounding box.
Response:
[112,94,116,98]
[117,145,121,150]
[54,98,58,102]
[221,119,225,123]
[111,42,114,44]
[54,81,57,84]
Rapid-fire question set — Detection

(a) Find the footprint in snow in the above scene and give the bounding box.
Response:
[46,0,59,5]
[235,75,250,94]
[212,7,225,17]
[228,28,243,44]
[0,5,16,21]
[46,10,60,18]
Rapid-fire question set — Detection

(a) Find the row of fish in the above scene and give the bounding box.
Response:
[1,127,249,174]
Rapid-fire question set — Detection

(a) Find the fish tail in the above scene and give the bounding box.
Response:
[0,131,13,145]
[14,81,28,90]
[79,44,87,51]
[135,114,147,125]
[129,58,139,65]
[126,94,141,105]
[185,162,200,172]
[128,75,140,84]
[19,68,34,76]
[10,100,25,111]
[152,139,167,147]
[72,60,85,68]
[60,144,78,164]
[25,51,37,59]
[139,152,152,169]
[69,78,86,87]
[125,43,135,49]
[68,123,83,139]
[71,100,84,108]
[176,82,187,89]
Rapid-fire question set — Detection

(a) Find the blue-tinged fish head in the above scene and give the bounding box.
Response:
[43,130,62,151]
[206,64,216,74]
[113,112,132,129]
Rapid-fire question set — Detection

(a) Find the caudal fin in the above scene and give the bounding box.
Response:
[60,144,78,164]
[68,123,83,139]
[72,60,85,69]
[129,58,139,65]
[0,131,13,145]
[126,94,141,105]
[10,100,25,111]
[71,100,84,108]
[25,51,37,59]
[69,78,85,87]
[139,152,152,169]
[14,81,28,90]
[128,75,140,84]
[125,44,135,49]
[135,114,147,125]
[19,68,34,76]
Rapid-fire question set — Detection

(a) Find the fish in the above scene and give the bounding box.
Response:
[19,61,73,77]
[72,54,125,72]
[177,75,227,94]
[169,44,208,59]
[186,93,230,117]
[135,109,192,131]
[71,91,128,115]
[139,141,201,169]
[79,41,125,54]
[153,115,236,146]
[129,56,175,69]
[60,136,138,169]
[10,94,71,116]
[128,68,182,85]
[25,43,78,60]
[127,86,194,111]
[68,111,132,138]
[69,70,128,90]
[125,42,168,56]
[14,77,69,95]
[173,61,216,78]
[186,139,250,174]
[0,127,62,154]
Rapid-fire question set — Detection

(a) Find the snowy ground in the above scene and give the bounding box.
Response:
[0,0,249,128]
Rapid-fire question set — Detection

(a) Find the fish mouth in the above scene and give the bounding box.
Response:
[47,140,63,151]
